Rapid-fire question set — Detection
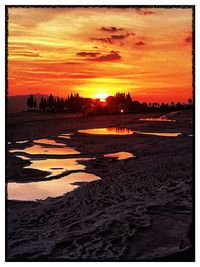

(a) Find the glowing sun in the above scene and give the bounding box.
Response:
[95,92,109,102]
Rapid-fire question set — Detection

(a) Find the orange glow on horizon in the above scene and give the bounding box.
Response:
[95,92,109,102]
[8,7,193,103]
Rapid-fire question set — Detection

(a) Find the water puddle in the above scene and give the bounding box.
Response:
[15,140,29,144]
[16,155,30,161]
[18,157,94,178]
[7,172,101,201]
[137,131,182,137]
[79,127,135,135]
[104,151,135,160]
[8,136,100,200]
[58,135,71,139]
[10,144,80,155]
[34,139,66,146]
[58,133,72,139]
[78,127,181,138]
[139,117,175,122]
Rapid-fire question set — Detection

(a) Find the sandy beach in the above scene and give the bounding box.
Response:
[6,110,194,261]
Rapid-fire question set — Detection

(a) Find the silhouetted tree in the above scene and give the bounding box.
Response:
[47,94,55,111]
[141,102,148,112]
[176,102,182,109]
[65,93,84,113]
[43,98,47,110]
[39,97,44,111]
[106,92,133,113]
[27,94,35,109]
[34,99,37,109]
[126,92,132,102]
[131,101,142,113]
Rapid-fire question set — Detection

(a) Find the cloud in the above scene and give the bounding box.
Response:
[8,8,69,28]
[87,51,121,62]
[135,8,155,15]
[111,33,129,40]
[135,41,145,46]
[185,35,192,43]
[91,37,112,44]
[91,32,130,45]
[100,26,123,32]
[11,52,40,57]
[76,51,100,57]
[75,50,121,62]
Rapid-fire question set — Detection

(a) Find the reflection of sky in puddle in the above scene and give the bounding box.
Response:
[104,151,134,160]
[58,135,71,139]
[16,155,30,160]
[78,128,181,137]
[61,133,72,136]
[139,118,175,122]
[58,133,72,139]
[15,140,29,144]
[16,157,93,178]
[10,144,80,155]
[8,172,101,201]
[79,128,135,135]
[137,131,182,137]
[34,139,66,146]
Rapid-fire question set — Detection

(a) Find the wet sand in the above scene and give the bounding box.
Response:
[6,110,194,261]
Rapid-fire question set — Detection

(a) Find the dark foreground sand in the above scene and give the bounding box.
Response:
[6,110,194,261]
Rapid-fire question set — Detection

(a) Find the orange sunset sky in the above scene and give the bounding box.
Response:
[8,7,193,103]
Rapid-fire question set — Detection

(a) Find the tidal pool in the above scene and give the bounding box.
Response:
[58,135,71,139]
[7,172,101,201]
[78,127,181,137]
[137,131,182,137]
[104,151,135,160]
[34,139,66,146]
[16,155,30,161]
[79,127,135,135]
[139,118,175,122]
[15,157,94,178]
[15,140,29,144]
[10,144,80,155]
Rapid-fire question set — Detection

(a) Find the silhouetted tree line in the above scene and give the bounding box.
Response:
[27,93,92,113]
[26,93,193,115]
